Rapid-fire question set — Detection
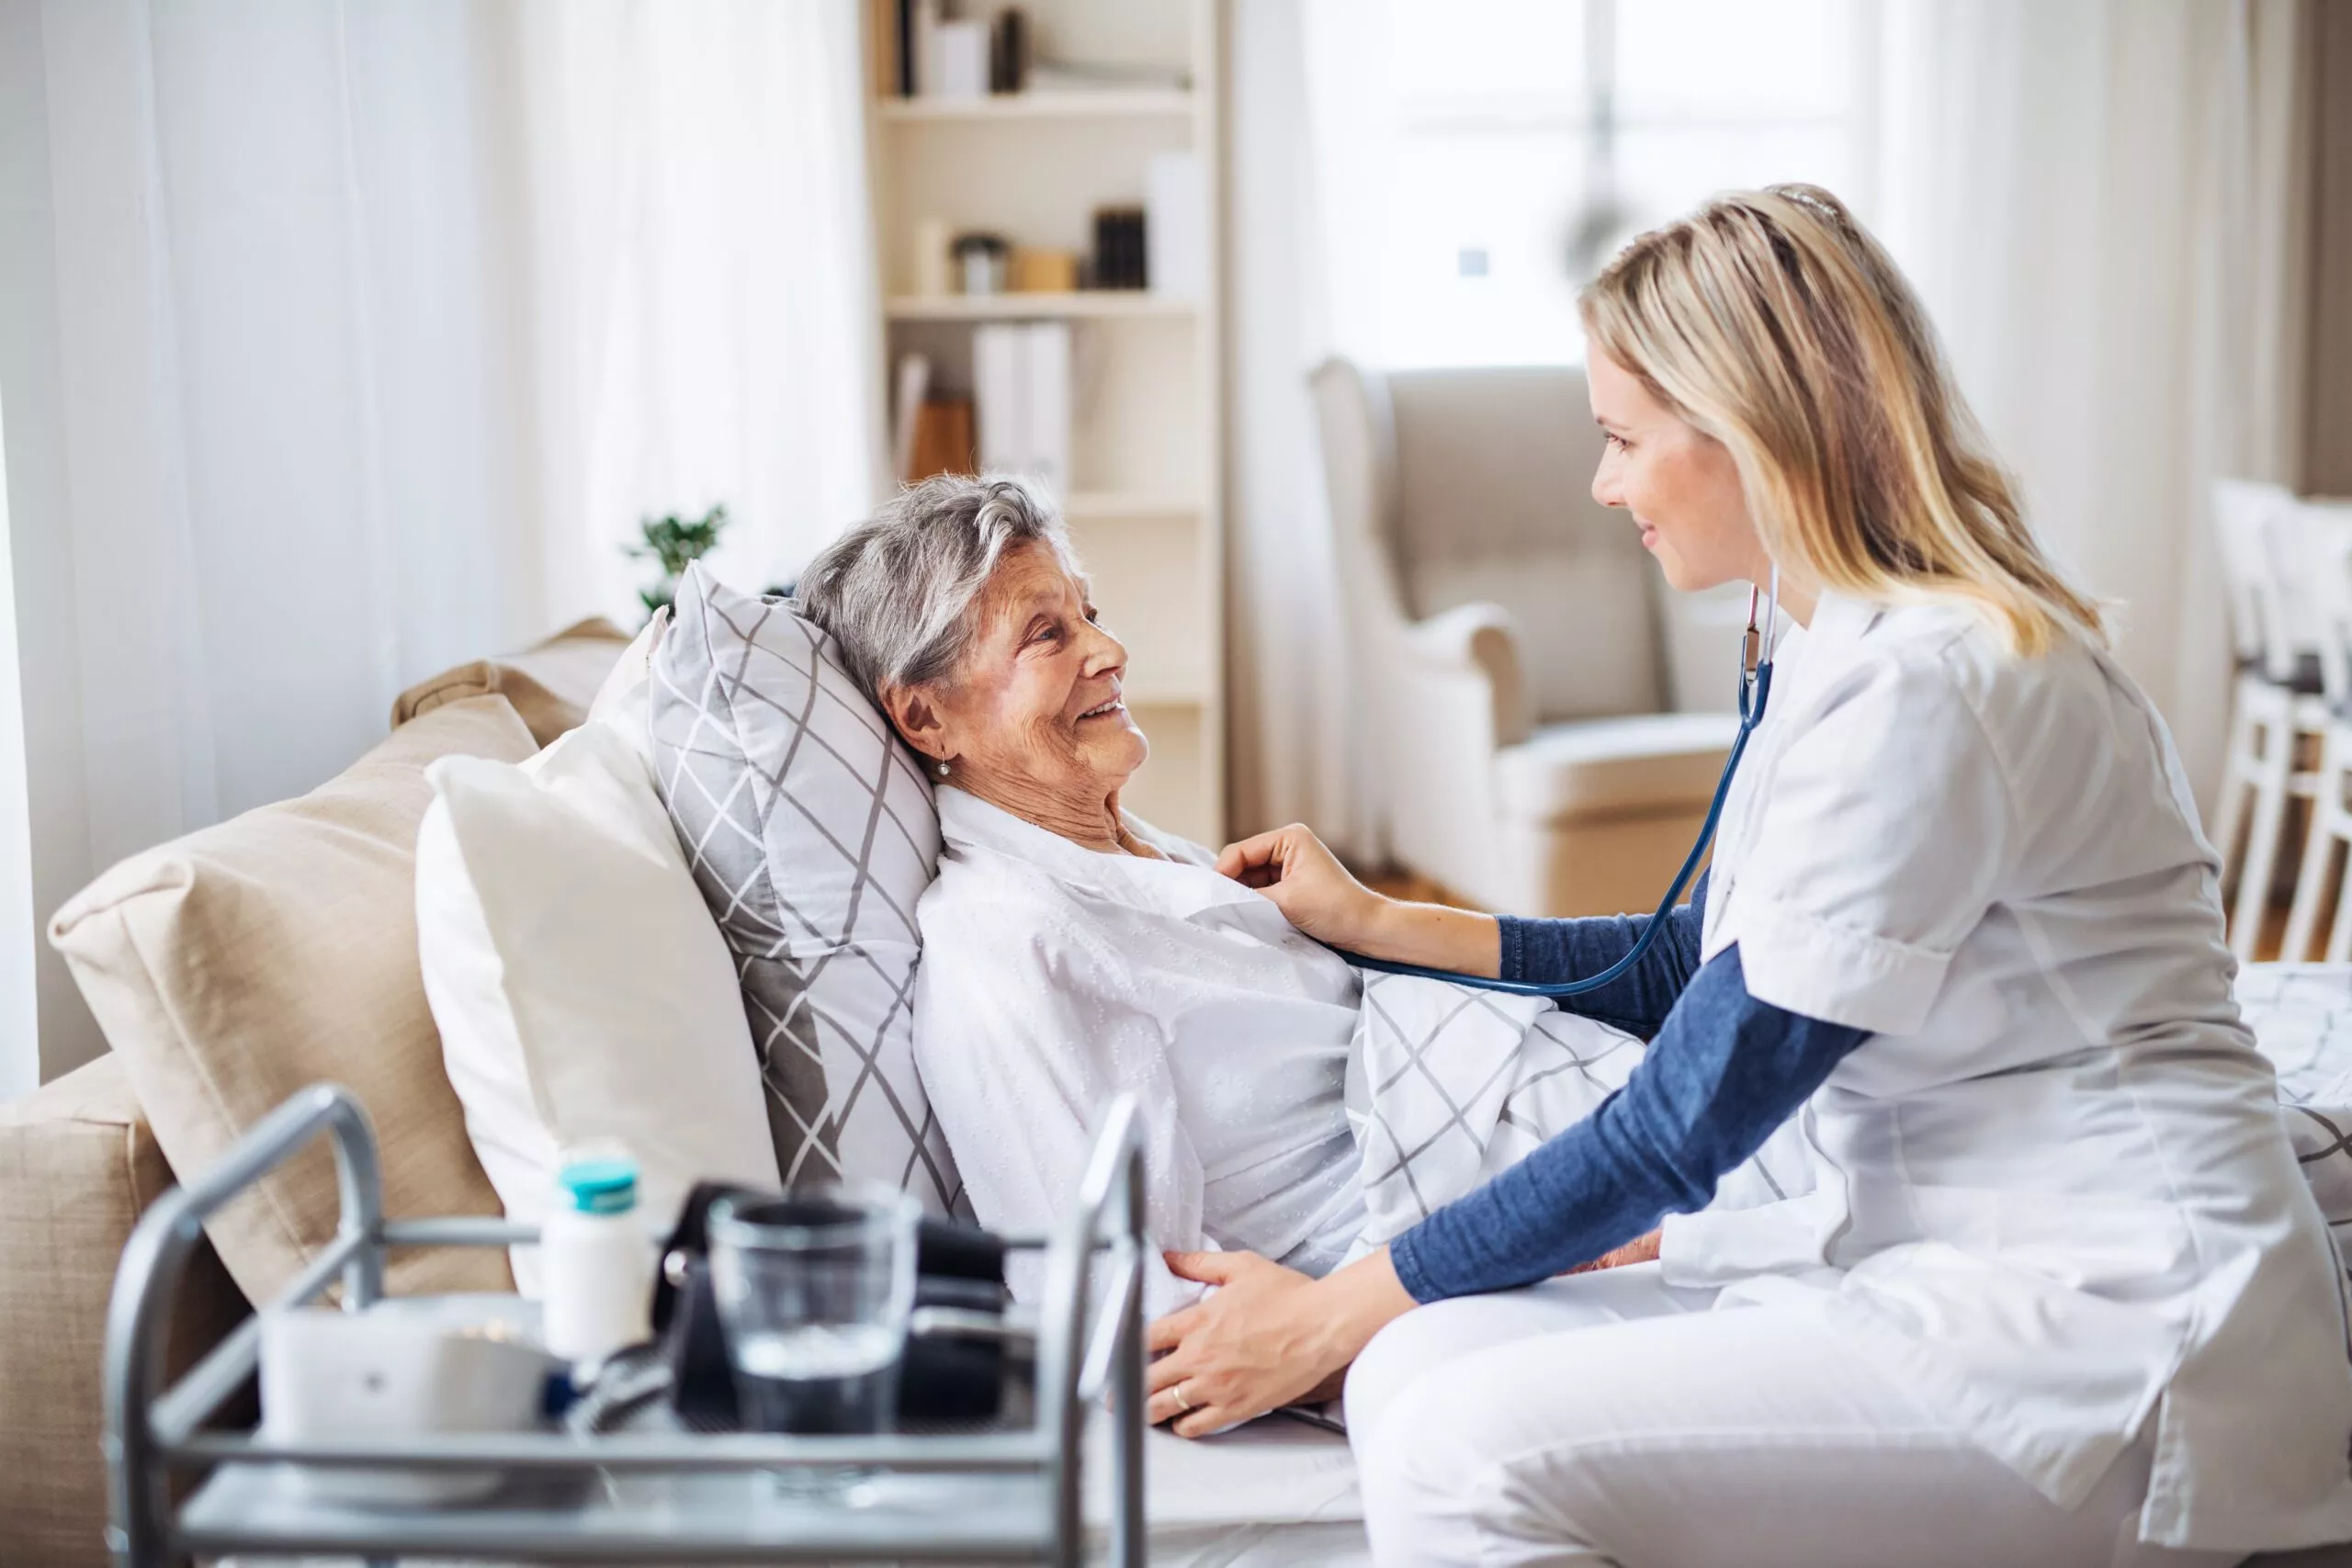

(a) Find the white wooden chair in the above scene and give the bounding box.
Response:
[2277,501,2352,960]
[2211,479,2331,958]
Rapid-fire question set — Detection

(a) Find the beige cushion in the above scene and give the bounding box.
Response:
[1494,712,1741,824]
[48,696,537,1307]
[390,615,634,747]
[0,1055,246,1568]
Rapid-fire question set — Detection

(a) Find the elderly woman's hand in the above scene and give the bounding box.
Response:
[1219,824,1506,977]
[1216,825,1386,949]
[1145,1247,1419,1438]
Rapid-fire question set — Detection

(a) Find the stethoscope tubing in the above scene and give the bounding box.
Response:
[1319,577,1780,998]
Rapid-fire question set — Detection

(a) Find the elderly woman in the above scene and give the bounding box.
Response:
[798,475,1374,1315]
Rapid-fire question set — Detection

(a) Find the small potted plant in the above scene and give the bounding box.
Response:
[628,503,730,622]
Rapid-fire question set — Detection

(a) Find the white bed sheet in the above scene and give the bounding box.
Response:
[1082,1415,1367,1566]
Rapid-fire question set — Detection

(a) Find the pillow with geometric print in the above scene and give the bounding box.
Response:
[649,563,967,1216]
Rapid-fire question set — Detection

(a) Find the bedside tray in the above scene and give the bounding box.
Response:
[107,1083,1148,1566]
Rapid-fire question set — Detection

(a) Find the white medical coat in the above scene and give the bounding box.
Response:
[1666,589,2352,1551]
[910,787,1368,1317]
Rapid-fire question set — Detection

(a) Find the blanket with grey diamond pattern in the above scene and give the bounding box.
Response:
[1343,971,1812,1247]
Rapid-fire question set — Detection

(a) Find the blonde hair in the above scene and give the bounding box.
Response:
[1580,184,2102,655]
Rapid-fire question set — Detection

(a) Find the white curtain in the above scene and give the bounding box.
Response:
[0,0,878,1085]
[514,1,885,619]
[0,397,36,1100]
[1869,0,2312,811]
[1222,0,1387,859]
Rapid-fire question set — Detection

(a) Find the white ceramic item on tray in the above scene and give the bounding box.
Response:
[258,1293,549,1506]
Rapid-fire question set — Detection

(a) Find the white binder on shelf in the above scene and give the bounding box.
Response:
[975,323,1028,479]
[1024,322,1072,502]
[975,321,1071,502]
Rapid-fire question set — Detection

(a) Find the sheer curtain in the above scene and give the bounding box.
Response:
[0,0,878,1085]
[1224,0,1418,860]
[1870,0,2313,812]
[1224,0,1374,858]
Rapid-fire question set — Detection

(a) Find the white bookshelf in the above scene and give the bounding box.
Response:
[864,0,1227,846]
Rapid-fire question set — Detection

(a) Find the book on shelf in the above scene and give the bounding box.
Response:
[907,398,975,485]
[891,353,932,482]
[975,321,1071,500]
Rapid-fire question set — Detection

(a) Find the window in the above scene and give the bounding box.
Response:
[1342,0,1871,368]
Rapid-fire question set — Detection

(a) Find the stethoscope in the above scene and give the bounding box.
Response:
[1325,570,1781,998]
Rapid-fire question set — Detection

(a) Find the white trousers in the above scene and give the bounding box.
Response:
[1343,1264,2245,1568]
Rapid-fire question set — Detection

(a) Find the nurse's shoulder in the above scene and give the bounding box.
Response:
[1819,589,2109,730]
[1819,592,2190,869]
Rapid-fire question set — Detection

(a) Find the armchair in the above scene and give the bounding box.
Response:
[1309,359,1740,918]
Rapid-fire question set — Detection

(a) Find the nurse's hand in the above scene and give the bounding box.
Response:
[1567,1227,1661,1273]
[1144,1247,1419,1438]
[1218,824,1504,977]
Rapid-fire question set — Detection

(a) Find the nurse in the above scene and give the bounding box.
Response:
[1143,184,2352,1565]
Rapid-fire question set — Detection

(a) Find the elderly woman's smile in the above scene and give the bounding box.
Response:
[797,476,1156,857]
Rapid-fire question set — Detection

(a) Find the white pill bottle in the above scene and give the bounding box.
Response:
[539,1153,653,1369]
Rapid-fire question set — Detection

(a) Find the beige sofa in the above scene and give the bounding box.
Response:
[0,618,632,1567]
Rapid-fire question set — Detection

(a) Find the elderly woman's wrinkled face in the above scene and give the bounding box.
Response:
[901,542,1148,821]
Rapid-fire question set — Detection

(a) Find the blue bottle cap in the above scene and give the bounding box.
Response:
[557,1156,638,1214]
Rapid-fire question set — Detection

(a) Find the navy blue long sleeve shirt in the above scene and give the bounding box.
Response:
[1387,873,1872,1303]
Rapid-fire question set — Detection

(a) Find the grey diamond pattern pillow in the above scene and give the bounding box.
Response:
[650,564,965,1213]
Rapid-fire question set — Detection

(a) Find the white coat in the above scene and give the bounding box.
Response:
[1670,588,2352,1551]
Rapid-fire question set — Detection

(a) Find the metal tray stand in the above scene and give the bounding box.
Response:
[104,1084,1148,1565]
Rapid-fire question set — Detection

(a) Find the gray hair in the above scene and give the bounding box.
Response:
[797,473,1079,701]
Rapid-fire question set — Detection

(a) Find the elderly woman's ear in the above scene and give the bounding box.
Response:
[883,683,952,767]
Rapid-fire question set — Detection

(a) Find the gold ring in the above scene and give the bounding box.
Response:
[1172,1381,1195,1413]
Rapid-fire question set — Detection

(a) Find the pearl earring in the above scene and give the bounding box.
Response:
[935,758,951,779]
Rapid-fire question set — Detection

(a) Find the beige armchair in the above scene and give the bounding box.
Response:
[1310,359,1741,918]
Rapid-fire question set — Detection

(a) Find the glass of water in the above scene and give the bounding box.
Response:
[707,1184,920,1493]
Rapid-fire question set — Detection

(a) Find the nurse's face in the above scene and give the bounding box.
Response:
[892,542,1150,835]
[1588,347,1768,593]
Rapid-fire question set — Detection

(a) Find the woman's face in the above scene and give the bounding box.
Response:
[1587,346,1767,592]
[902,542,1148,817]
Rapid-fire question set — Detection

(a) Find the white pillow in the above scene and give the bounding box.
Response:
[417,713,779,1294]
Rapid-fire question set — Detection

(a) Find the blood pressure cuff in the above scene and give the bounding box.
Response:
[653,1180,1011,1425]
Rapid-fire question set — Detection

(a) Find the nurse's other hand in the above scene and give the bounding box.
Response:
[1216,824,1381,947]
[1567,1227,1662,1274]
[1145,1247,1418,1438]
